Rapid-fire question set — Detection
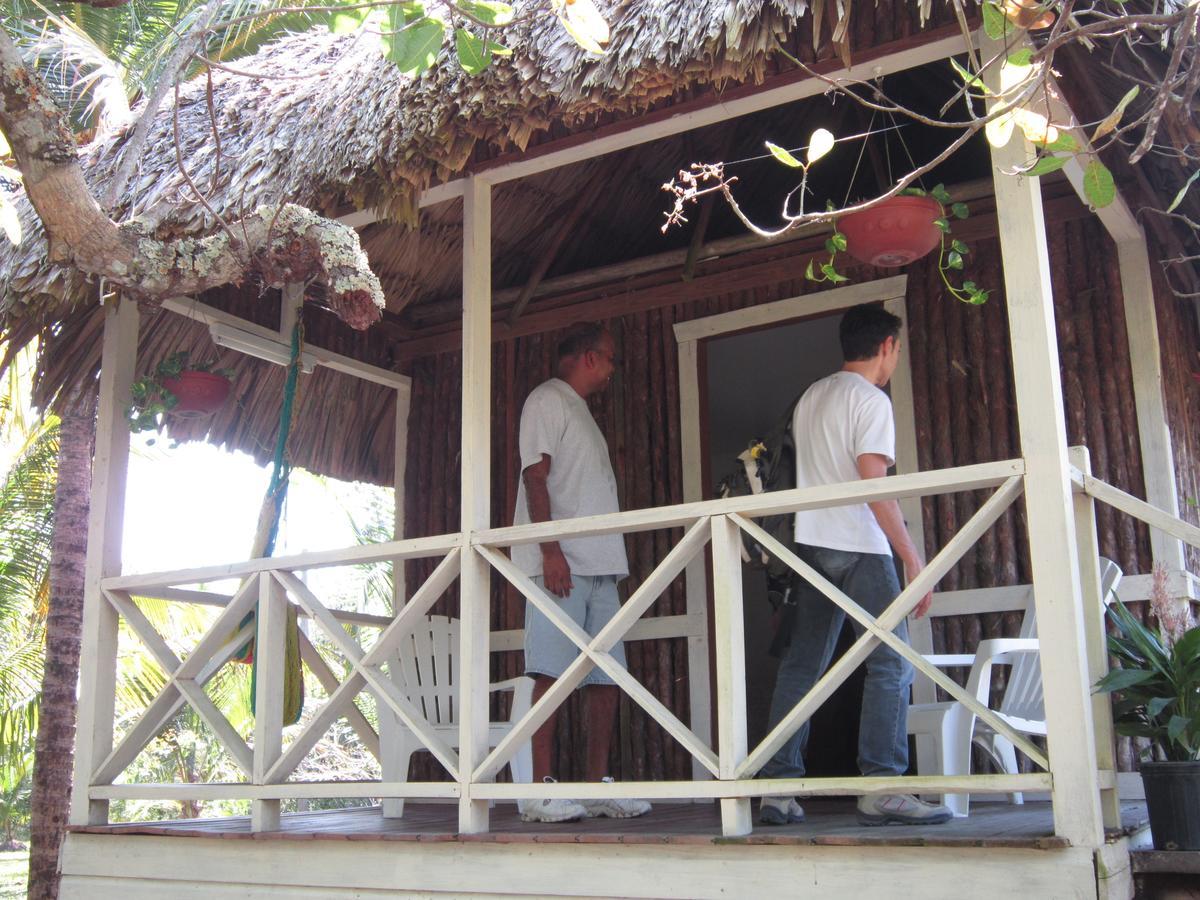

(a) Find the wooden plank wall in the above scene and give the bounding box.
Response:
[402,215,1166,783]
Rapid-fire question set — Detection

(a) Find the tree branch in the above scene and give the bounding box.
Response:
[0,27,383,330]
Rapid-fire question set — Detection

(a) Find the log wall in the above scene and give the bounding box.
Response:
[403,214,1172,783]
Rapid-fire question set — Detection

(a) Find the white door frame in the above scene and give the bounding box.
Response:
[671,275,922,774]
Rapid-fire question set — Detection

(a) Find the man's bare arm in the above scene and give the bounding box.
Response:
[523,454,573,597]
[857,452,933,618]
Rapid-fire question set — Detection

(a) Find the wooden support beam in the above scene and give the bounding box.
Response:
[251,573,287,831]
[458,176,493,834]
[987,33,1105,847]
[710,517,751,836]
[507,172,612,325]
[1116,234,1185,571]
[72,298,138,827]
[1069,447,1122,831]
[396,192,1091,360]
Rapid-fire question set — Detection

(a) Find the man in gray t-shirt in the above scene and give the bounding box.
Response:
[513,323,650,824]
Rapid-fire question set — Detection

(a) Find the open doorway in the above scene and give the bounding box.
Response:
[675,277,920,775]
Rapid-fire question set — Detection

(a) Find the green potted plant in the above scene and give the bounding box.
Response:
[1095,575,1199,850]
[127,351,234,435]
[807,184,989,306]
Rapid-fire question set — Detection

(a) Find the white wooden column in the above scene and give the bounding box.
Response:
[711,516,751,835]
[988,54,1105,845]
[251,572,287,831]
[381,380,412,818]
[1116,235,1186,571]
[1069,446,1121,830]
[71,298,139,826]
[458,176,493,833]
[676,338,714,781]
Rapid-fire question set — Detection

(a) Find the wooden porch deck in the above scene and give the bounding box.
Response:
[73,798,1149,850]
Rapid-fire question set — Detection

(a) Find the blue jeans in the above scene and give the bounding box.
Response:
[759,544,914,779]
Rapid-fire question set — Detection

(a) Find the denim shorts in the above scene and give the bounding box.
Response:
[524,574,627,686]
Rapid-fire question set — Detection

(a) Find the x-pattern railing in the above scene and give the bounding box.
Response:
[95,456,1100,836]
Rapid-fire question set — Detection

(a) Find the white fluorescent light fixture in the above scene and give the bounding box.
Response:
[209,323,317,373]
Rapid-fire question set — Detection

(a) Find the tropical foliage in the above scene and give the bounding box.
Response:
[1096,597,1200,763]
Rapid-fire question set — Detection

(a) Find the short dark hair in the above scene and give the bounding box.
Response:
[839,304,902,361]
[557,322,607,362]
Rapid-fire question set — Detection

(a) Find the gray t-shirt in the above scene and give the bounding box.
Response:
[512,379,629,578]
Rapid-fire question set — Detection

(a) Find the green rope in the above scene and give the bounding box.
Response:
[263,320,303,556]
[244,317,305,725]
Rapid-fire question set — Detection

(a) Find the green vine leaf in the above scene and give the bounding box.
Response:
[1006,48,1034,66]
[1042,132,1080,153]
[831,231,847,252]
[1083,160,1116,209]
[821,263,848,283]
[1028,154,1069,176]
[950,57,990,95]
[950,202,969,219]
[454,28,491,74]
[934,217,951,233]
[951,239,968,254]
[382,13,446,75]
[766,141,803,168]
[981,2,1011,40]
[456,0,514,25]
[947,251,964,270]
[805,259,817,281]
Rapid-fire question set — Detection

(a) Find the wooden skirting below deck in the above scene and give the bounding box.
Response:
[60,800,1149,900]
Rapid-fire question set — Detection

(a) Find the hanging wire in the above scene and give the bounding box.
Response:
[842,107,878,208]
[716,121,911,169]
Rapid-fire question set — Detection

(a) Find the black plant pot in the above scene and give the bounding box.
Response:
[1140,760,1200,851]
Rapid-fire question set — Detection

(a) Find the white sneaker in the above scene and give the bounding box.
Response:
[759,795,805,825]
[518,777,587,823]
[579,776,652,819]
[856,793,953,826]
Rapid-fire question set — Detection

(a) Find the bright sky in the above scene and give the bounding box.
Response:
[123,433,394,611]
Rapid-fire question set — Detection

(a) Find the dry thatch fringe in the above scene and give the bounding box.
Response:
[0,0,838,330]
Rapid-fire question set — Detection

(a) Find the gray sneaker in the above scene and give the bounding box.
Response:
[856,793,953,826]
[579,777,651,819]
[759,796,805,825]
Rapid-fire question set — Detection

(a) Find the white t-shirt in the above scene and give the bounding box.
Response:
[512,379,629,578]
[792,370,896,556]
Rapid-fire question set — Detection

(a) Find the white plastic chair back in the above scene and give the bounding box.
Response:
[999,558,1123,723]
[393,615,459,726]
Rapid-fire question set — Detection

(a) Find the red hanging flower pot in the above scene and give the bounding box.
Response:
[837,195,944,268]
[162,370,233,418]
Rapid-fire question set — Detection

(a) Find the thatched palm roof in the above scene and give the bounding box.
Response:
[1,0,869,326]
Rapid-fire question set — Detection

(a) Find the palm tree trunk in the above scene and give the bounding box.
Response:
[28,406,94,900]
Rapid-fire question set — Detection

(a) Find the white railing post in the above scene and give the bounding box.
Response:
[1070,447,1121,830]
[458,175,493,834]
[987,34,1104,847]
[676,338,714,782]
[380,377,413,818]
[251,572,287,831]
[72,298,138,826]
[710,516,750,835]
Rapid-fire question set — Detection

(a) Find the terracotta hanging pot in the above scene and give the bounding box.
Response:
[837,195,943,268]
[162,370,233,418]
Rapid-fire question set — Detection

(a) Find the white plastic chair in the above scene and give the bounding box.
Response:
[906,559,1122,817]
[379,615,534,817]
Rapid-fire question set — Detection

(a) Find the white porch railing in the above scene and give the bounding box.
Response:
[82,456,1097,837]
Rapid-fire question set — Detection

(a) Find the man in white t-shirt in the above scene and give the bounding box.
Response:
[512,322,651,824]
[758,304,952,828]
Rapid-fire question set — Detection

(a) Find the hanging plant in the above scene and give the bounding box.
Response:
[807,184,988,305]
[127,351,234,437]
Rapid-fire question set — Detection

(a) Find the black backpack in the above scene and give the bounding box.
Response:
[714,392,804,610]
